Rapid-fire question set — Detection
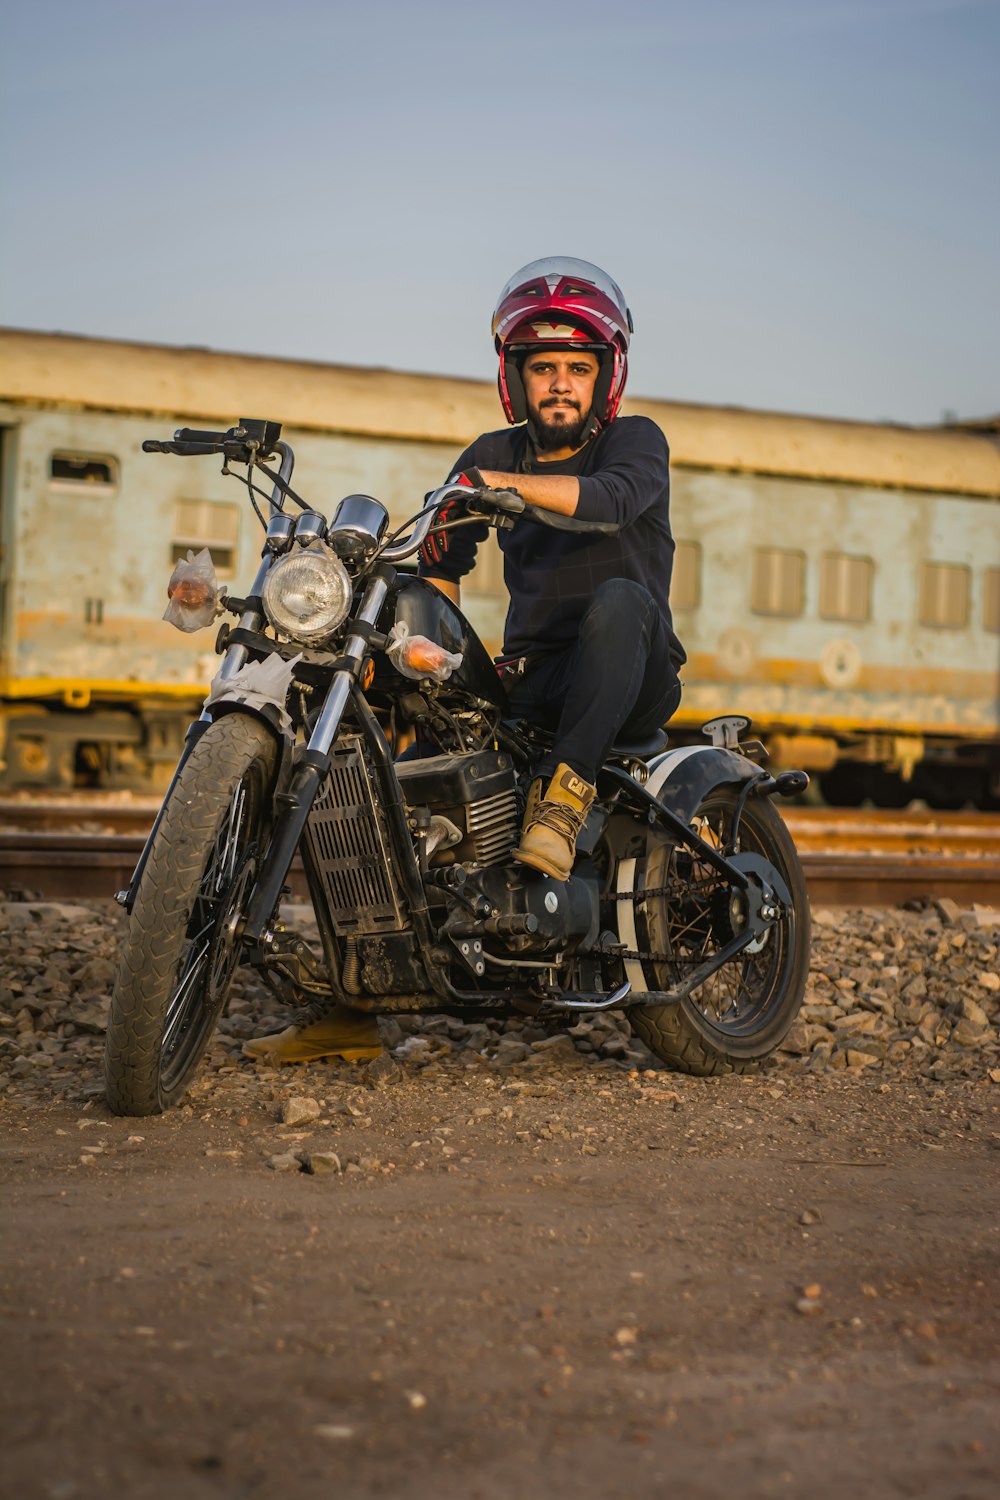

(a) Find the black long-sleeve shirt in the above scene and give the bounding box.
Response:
[418,415,685,666]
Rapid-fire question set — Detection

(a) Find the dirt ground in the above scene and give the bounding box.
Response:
[3,1025,999,1499]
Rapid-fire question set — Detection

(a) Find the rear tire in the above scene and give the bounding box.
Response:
[103,714,277,1116]
[629,788,810,1076]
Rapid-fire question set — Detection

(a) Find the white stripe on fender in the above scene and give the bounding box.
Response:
[616,858,647,992]
[645,743,715,796]
[615,745,723,992]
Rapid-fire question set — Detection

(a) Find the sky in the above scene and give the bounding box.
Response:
[1,0,997,425]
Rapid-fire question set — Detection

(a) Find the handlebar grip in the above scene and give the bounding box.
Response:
[466,485,525,516]
[523,504,620,536]
[174,427,231,444]
[489,487,526,514]
[142,438,226,456]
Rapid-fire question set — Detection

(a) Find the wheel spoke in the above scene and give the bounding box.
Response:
[163,936,212,1052]
[217,781,247,890]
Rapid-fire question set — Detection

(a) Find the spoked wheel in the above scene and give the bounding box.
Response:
[104,714,277,1115]
[629,788,811,1075]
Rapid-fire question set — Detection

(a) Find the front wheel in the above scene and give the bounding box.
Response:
[103,714,278,1115]
[628,788,811,1076]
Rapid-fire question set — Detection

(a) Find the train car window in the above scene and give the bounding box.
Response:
[671,541,701,611]
[984,568,1000,633]
[49,453,119,489]
[172,499,240,578]
[919,562,970,629]
[819,553,873,623]
[751,548,805,617]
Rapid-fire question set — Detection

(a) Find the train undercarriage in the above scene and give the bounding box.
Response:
[1,697,998,810]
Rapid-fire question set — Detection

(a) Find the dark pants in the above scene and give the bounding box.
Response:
[505,579,682,785]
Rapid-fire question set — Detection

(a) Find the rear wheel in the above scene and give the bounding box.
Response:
[629,788,810,1076]
[104,714,277,1116]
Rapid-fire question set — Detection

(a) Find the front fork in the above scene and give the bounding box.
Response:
[239,574,392,950]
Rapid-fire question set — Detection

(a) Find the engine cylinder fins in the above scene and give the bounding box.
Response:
[465,789,520,866]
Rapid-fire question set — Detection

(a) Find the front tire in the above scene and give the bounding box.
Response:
[629,788,810,1076]
[104,714,277,1116]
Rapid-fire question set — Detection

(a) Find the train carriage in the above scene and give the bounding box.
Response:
[1,328,997,804]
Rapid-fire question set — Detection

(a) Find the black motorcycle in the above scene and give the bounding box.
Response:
[103,419,812,1116]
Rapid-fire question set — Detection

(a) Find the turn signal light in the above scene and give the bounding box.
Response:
[400,637,453,674]
[167,576,216,609]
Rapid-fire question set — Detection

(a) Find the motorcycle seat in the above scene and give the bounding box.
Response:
[507,720,669,763]
[607,729,669,759]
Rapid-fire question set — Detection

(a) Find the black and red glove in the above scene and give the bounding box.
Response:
[419,469,483,568]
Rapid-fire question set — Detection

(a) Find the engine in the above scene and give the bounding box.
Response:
[395,748,520,869]
[396,747,600,960]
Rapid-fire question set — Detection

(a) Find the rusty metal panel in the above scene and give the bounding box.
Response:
[0,407,476,699]
[2,375,998,750]
[669,467,1000,736]
[5,329,1000,498]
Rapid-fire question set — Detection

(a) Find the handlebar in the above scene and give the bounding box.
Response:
[142,418,285,466]
[380,481,621,563]
[380,484,468,562]
[458,485,622,537]
[139,436,621,556]
[466,484,619,535]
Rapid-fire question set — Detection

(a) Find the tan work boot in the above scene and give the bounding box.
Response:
[513,763,596,881]
[521,774,543,830]
[242,1003,382,1064]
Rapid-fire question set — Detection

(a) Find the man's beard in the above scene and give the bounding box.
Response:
[530,402,592,452]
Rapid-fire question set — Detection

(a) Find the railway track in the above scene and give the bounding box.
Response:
[1,798,998,907]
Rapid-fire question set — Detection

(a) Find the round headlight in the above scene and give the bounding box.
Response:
[261,545,352,644]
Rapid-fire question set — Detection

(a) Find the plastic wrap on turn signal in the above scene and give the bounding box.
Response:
[386,621,463,682]
[163,548,224,633]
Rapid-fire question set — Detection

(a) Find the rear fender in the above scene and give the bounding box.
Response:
[645,744,759,825]
[616,745,761,996]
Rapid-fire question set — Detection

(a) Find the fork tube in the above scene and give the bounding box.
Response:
[212,555,274,689]
[306,576,389,754]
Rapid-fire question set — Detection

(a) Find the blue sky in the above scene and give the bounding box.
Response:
[2,0,997,424]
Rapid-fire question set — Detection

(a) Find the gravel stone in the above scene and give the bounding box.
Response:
[277,1096,321,1126]
[302,1150,342,1175]
[265,1152,301,1172]
[1,897,997,1106]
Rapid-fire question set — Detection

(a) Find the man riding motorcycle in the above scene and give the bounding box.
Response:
[422,257,685,880]
[244,256,685,1065]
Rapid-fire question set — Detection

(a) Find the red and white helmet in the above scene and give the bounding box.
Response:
[491,256,634,428]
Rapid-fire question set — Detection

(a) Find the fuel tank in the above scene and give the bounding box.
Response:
[383,576,509,712]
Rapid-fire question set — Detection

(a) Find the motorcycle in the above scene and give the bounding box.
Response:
[103,418,812,1116]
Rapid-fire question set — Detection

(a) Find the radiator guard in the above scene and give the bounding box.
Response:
[302,737,407,936]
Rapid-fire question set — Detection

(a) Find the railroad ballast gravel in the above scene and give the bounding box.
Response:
[1,896,997,1104]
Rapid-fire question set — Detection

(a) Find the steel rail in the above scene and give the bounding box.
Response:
[1,829,998,907]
